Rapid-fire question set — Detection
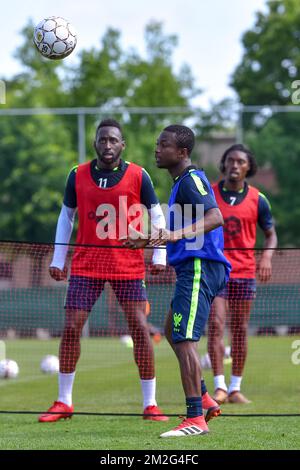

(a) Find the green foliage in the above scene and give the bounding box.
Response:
[246,113,300,245]
[0,115,75,241]
[194,99,237,139]
[232,0,300,105]
[231,0,300,245]
[0,20,198,241]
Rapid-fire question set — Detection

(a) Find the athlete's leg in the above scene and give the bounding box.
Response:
[165,309,201,396]
[39,321,89,421]
[229,299,252,377]
[59,308,90,373]
[207,296,227,376]
[115,280,167,419]
[121,299,168,420]
[121,300,154,379]
[58,277,102,404]
[60,275,104,372]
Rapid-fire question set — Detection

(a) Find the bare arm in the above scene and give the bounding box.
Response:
[123,208,224,248]
[173,207,224,242]
[257,226,278,282]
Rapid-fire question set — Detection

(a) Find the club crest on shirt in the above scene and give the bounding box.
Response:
[224,216,242,239]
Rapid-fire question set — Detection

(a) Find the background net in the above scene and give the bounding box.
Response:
[0,241,299,415]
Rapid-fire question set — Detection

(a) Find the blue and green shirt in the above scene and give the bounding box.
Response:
[166,166,231,279]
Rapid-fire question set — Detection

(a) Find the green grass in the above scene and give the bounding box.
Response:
[0,336,299,450]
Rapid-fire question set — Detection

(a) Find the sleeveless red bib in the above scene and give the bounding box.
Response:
[212,183,259,278]
[71,161,145,279]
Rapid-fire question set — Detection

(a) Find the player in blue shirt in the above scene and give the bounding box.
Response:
[124,124,231,438]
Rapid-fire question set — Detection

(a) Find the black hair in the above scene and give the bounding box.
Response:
[96,118,123,137]
[219,144,257,177]
[163,124,195,156]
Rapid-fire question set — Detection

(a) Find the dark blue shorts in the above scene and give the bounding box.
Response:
[65,275,147,312]
[217,278,256,300]
[171,258,227,343]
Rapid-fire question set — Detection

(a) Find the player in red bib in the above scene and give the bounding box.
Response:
[208,144,277,404]
[39,119,168,422]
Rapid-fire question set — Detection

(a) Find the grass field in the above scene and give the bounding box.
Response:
[0,336,299,450]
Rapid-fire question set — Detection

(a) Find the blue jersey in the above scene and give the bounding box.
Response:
[166,168,231,280]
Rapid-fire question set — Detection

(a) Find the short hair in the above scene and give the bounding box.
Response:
[96,118,123,137]
[163,124,195,156]
[219,144,257,177]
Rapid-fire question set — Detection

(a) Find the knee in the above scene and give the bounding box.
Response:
[130,315,148,335]
[127,307,148,329]
[232,321,248,337]
[209,318,224,338]
[63,320,82,339]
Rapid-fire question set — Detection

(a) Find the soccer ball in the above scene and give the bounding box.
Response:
[40,355,59,374]
[120,335,134,348]
[224,345,232,365]
[33,16,77,60]
[0,359,19,379]
[200,353,212,370]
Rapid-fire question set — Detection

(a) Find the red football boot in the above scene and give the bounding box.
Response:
[160,415,209,438]
[143,405,169,421]
[202,392,221,422]
[38,401,74,423]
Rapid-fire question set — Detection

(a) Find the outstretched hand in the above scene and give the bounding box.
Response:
[121,225,149,249]
[148,225,178,246]
[121,224,176,249]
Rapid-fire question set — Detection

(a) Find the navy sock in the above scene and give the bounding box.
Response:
[201,379,207,396]
[186,397,203,418]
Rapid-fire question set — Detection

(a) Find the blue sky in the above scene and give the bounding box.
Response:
[0,0,267,107]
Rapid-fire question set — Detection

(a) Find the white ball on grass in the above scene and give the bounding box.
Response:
[0,359,19,379]
[40,355,59,374]
[120,335,134,348]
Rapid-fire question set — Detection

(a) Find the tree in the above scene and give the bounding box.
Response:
[231,0,300,245]
[1,20,199,242]
[232,0,300,106]
[69,20,199,203]
[0,114,75,242]
[0,22,76,242]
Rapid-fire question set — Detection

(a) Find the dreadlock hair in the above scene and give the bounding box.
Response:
[219,144,258,177]
[164,124,195,156]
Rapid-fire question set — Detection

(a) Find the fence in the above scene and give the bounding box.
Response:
[0,241,299,416]
[0,242,299,337]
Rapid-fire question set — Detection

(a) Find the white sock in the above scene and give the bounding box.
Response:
[214,375,228,392]
[58,372,76,406]
[228,375,242,394]
[141,378,157,408]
